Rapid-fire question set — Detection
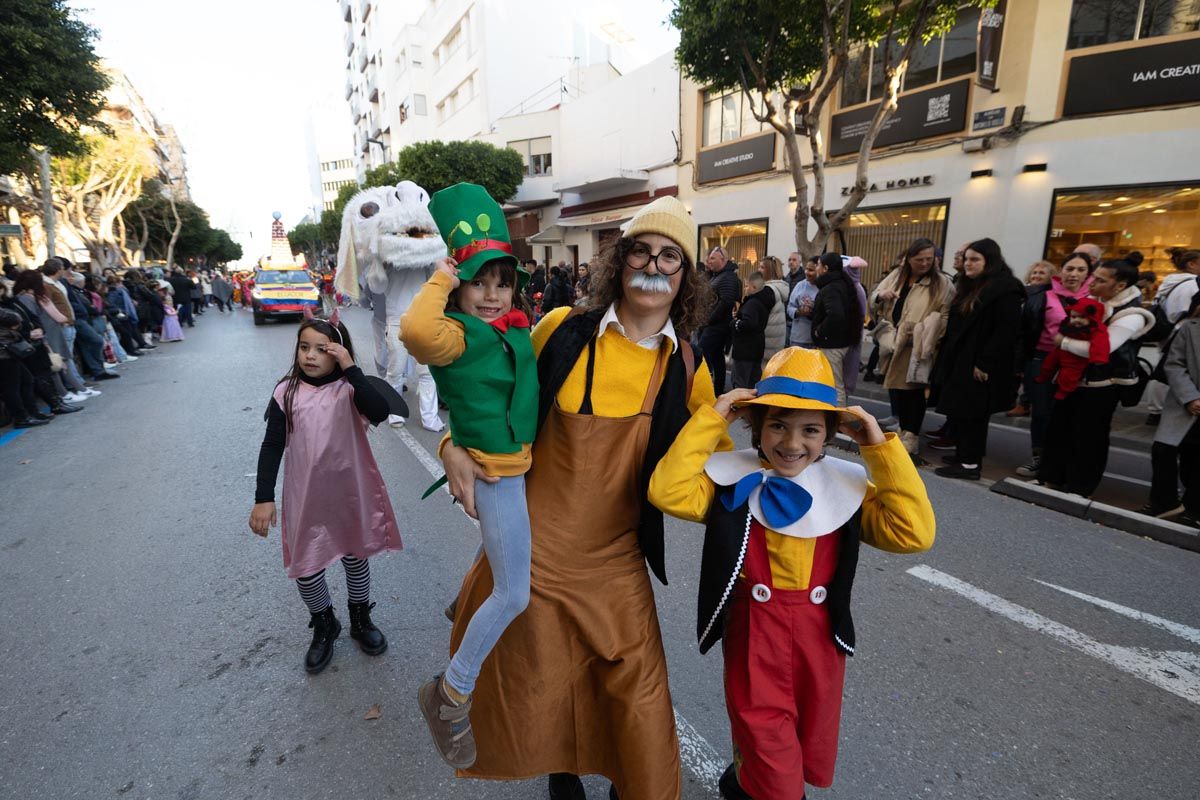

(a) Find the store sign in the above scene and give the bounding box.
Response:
[839,175,934,196]
[973,107,1006,130]
[698,132,776,184]
[977,0,1007,91]
[829,78,970,157]
[1063,38,1200,116]
[0,224,22,236]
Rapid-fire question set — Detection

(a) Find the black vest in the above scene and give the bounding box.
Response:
[536,308,695,585]
[697,494,862,656]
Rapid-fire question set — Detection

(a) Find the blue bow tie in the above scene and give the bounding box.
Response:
[721,472,813,529]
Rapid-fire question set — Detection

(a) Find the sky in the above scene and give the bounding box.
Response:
[67,0,681,264]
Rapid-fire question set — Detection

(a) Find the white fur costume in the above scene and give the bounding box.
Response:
[334,181,447,430]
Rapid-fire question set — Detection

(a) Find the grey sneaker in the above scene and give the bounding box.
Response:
[1015,457,1041,478]
[417,674,476,768]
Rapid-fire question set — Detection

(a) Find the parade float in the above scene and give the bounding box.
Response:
[251,212,321,325]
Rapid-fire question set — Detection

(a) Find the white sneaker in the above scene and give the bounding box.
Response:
[123,355,138,362]
[423,422,446,433]
[64,392,88,403]
[388,414,406,427]
[104,363,118,371]
[82,387,101,397]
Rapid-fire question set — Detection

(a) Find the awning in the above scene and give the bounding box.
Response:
[554,169,648,194]
[528,225,564,244]
[556,205,645,228]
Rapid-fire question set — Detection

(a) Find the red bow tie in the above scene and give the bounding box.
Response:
[488,309,530,333]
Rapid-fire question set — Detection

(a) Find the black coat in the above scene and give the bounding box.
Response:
[705,264,742,332]
[541,275,572,313]
[731,286,775,362]
[167,274,194,304]
[811,270,862,349]
[1020,283,1050,365]
[933,272,1025,418]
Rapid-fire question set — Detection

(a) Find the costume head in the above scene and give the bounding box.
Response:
[428,182,527,290]
[334,181,445,299]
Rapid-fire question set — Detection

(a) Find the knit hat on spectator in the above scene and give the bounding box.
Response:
[621,196,697,267]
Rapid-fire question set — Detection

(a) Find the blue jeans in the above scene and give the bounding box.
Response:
[1024,352,1055,452]
[177,300,194,327]
[445,475,531,695]
[73,321,106,377]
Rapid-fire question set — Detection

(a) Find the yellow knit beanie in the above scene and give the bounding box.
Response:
[621,195,697,267]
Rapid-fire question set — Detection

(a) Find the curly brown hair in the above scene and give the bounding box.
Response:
[583,237,713,339]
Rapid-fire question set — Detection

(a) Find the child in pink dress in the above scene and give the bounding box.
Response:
[158,288,185,342]
[249,312,403,673]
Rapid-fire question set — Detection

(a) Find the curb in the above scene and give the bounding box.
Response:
[989,478,1200,553]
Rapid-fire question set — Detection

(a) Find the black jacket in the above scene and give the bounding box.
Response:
[731,286,775,362]
[811,270,862,349]
[933,272,1025,418]
[705,264,742,332]
[60,280,97,320]
[167,274,194,304]
[1020,283,1050,365]
[541,275,572,314]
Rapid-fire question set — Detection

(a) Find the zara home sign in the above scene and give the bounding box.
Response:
[840,175,934,197]
[1064,38,1200,116]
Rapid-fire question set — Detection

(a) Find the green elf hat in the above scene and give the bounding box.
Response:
[428,182,527,290]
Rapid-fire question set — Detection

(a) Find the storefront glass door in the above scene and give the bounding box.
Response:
[841,200,950,289]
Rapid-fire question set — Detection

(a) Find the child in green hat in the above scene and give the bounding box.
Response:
[401,182,537,771]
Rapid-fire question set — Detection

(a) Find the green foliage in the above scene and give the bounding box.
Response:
[206,229,242,265]
[0,0,110,174]
[371,140,525,202]
[320,181,362,244]
[287,222,324,256]
[122,187,240,265]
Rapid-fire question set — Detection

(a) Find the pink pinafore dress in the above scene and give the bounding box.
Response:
[273,378,402,578]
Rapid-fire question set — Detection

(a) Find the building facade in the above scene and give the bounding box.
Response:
[319,155,357,211]
[677,0,1200,287]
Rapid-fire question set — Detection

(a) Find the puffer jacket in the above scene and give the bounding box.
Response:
[763,279,789,357]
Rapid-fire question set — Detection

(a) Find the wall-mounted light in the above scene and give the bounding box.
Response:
[970,169,993,179]
[1022,162,1048,173]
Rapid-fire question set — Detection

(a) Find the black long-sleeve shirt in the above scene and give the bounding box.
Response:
[254,365,389,502]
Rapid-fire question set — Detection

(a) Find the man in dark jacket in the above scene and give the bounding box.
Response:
[731,272,775,388]
[541,267,572,314]
[167,268,195,327]
[699,246,742,394]
[811,252,862,404]
[525,261,546,303]
[59,267,116,381]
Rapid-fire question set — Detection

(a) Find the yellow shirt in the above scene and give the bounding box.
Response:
[531,307,734,444]
[400,270,531,477]
[648,405,936,589]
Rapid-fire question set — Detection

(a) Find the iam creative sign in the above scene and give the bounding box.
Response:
[1063,38,1200,116]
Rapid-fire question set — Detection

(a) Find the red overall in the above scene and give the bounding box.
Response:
[722,520,846,798]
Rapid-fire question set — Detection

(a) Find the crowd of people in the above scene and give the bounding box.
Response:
[0,257,234,430]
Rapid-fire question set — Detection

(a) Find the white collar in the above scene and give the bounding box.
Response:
[704,448,868,538]
[600,302,678,352]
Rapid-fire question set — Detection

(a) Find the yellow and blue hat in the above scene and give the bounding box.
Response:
[734,346,871,423]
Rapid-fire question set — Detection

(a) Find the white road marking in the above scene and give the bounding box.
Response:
[908,565,1200,706]
[1033,579,1200,646]
[390,425,723,791]
[1101,471,1152,487]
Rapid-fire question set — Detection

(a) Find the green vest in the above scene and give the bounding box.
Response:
[429,312,538,453]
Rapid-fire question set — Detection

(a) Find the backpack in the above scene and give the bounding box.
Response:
[1143,276,1199,343]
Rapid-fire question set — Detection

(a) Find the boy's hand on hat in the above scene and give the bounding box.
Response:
[838,408,886,447]
[714,388,757,422]
[435,257,461,288]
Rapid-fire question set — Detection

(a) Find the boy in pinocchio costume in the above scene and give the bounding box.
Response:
[649,347,936,800]
[400,183,537,770]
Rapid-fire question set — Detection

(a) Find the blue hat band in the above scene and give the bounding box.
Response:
[754,376,838,406]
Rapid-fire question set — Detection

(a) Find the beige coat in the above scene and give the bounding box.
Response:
[871,269,953,390]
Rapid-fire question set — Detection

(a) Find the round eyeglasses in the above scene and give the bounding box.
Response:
[625,242,686,276]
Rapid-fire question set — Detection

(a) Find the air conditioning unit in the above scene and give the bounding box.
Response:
[962,137,991,153]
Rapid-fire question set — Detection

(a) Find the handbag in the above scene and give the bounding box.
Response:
[3,339,35,359]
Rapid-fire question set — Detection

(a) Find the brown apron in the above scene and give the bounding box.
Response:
[450,340,682,800]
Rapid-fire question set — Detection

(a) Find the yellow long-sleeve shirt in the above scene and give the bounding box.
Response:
[400,270,531,477]
[648,404,935,589]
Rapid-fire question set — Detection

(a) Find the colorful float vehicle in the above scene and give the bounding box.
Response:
[251,213,320,325]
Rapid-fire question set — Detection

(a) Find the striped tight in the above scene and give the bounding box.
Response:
[295,556,371,613]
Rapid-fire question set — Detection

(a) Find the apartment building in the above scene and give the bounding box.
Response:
[319,156,357,211]
[675,0,1200,285]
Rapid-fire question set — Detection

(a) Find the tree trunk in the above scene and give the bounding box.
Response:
[165,191,182,269]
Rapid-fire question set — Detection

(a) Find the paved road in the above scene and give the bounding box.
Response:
[1,306,1196,800]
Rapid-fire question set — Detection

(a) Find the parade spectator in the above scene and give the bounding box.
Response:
[870,238,953,455]
[842,255,869,397]
[0,281,81,416]
[102,277,148,355]
[211,271,234,312]
[699,245,741,394]
[1025,260,1056,287]
[786,256,819,347]
[200,272,213,308]
[932,238,1025,480]
[1137,271,1158,305]
[1013,252,1095,475]
[1039,254,1155,496]
[1007,261,1058,417]
[524,260,546,302]
[1144,293,1200,524]
[757,258,789,359]
[124,270,165,339]
[1073,242,1105,264]
[12,269,91,400]
[810,252,861,405]
[540,266,572,314]
[59,265,116,381]
[167,268,195,327]
[731,271,775,388]
[0,308,50,427]
[187,269,205,315]
[575,262,590,296]
[1145,250,1200,425]
[439,195,724,800]
[159,288,185,342]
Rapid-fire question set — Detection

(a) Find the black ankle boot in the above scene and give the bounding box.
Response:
[305,606,341,673]
[719,764,754,800]
[348,601,387,655]
[548,773,586,800]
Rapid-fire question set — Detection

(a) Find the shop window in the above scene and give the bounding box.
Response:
[840,5,979,107]
[701,89,765,147]
[698,219,768,278]
[1067,0,1200,50]
[841,201,949,289]
[1044,183,1200,278]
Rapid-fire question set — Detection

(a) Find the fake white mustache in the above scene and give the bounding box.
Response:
[628,271,673,294]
